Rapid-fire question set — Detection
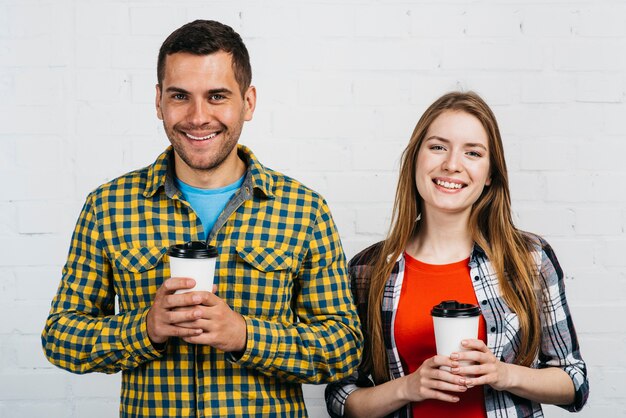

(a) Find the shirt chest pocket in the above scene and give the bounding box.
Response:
[235,246,294,319]
[112,246,168,310]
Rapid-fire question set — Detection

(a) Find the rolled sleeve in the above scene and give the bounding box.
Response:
[538,239,589,411]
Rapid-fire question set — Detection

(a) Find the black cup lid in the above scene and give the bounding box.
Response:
[431,300,481,318]
[168,241,218,259]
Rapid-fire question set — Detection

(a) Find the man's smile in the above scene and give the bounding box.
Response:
[184,131,220,141]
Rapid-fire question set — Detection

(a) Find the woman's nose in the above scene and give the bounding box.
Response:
[442,152,461,172]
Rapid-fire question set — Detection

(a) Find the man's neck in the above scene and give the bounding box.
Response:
[174,149,247,189]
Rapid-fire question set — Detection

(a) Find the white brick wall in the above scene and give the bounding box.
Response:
[1,1,623,416]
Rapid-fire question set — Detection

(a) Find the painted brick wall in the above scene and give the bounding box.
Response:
[1,1,624,416]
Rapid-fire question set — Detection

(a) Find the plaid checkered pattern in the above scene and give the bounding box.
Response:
[42,145,362,417]
[326,237,589,418]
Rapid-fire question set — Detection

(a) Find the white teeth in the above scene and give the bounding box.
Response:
[436,179,463,189]
[185,132,218,141]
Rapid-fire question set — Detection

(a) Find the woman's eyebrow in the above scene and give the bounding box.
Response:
[425,136,487,150]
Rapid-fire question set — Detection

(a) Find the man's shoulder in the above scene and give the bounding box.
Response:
[87,165,151,203]
[87,148,169,203]
[263,166,325,204]
[242,145,325,207]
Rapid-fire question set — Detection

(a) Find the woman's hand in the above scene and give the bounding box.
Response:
[344,354,473,418]
[401,355,470,403]
[449,339,511,391]
[449,339,576,405]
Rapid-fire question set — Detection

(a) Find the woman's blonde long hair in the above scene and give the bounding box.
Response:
[366,91,540,384]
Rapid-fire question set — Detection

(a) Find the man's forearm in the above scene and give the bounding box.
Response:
[232,315,362,384]
[42,307,163,374]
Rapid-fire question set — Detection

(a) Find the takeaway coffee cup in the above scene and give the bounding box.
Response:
[167,241,218,294]
[431,300,481,370]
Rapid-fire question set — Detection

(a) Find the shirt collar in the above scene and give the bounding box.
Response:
[237,144,274,199]
[143,144,274,199]
[143,147,171,198]
[469,242,487,265]
[390,242,487,266]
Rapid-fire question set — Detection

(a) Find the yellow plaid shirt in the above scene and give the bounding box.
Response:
[42,145,362,417]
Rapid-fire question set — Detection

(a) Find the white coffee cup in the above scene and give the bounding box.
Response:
[431,300,481,370]
[168,241,218,294]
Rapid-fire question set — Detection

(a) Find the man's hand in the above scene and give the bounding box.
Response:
[176,291,248,353]
[146,278,205,344]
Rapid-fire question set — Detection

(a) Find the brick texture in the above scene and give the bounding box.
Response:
[1,1,622,417]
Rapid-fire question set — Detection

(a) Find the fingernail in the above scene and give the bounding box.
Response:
[452,397,459,402]
[450,353,459,360]
[192,295,202,303]
[461,340,468,346]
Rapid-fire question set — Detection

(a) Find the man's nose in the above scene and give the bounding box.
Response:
[187,99,212,126]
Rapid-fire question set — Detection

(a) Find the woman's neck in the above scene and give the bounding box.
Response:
[405,211,473,264]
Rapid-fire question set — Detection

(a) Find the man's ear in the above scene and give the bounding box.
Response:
[243,85,257,121]
[155,84,163,120]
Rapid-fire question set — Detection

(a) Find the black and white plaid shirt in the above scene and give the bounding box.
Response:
[326,237,589,418]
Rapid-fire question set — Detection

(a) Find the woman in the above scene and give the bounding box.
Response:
[326,92,588,418]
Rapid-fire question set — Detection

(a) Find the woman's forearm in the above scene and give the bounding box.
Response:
[500,364,575,405]
[456,339,576,406]
[344,377,409,418]
[344,357,470,418]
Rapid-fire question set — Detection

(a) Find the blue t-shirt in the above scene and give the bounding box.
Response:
[176,175,245,240]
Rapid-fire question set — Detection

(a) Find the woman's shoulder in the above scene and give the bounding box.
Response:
[346,242,386,304]
[517,230,562,272]
[348,241,385,270]
[518,230,553,254]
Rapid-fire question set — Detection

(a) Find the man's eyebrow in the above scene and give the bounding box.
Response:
[163,87,234,95]
[164,86,190,94]
[207,88,233,95]
[425,136,487,150]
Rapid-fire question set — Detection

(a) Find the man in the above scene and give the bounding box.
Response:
[42,20,362,417]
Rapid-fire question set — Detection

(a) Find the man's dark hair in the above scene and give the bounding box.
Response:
[157,20,251,95]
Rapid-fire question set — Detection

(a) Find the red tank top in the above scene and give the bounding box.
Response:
[394,252,487,418]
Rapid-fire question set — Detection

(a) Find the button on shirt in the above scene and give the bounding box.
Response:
[42,145,363,417]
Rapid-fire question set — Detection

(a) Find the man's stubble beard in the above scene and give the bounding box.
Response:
[164,121,243,173]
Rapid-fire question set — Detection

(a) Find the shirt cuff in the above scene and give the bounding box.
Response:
[120,308,166,361]
[562,364,589,412]
[228,315,280,370]
[328,383,359,417]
